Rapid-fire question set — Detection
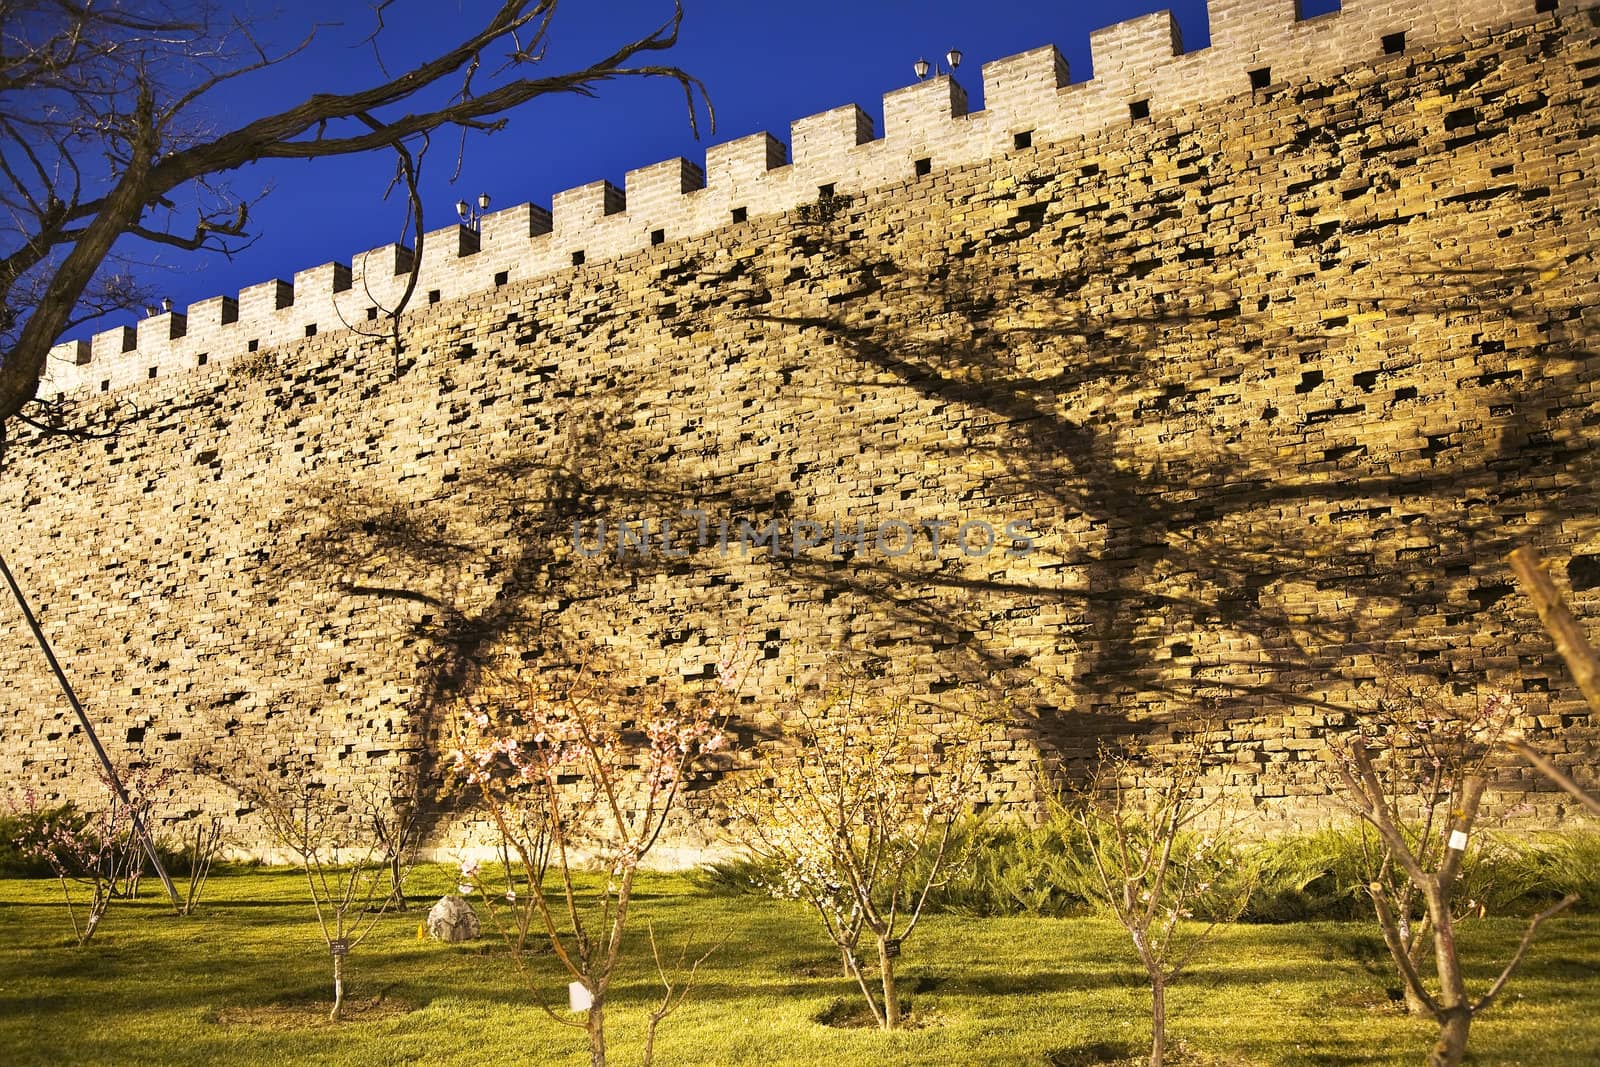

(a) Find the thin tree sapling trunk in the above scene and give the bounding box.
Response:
[1149,971,1167,1067]
[330,946,346,1022]
[878,937,902,1031]
[587,999,606,1067]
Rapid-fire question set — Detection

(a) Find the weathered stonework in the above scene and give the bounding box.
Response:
[4,0,1599,853]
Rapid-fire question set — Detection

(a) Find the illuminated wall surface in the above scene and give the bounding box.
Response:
[6,0,1598,851]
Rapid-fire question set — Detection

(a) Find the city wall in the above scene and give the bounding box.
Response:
[4,0,1599,853]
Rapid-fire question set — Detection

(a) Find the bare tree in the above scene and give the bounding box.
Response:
[728,677,987,1031]
[255,776,417,1022]
[0,0,709,439]
[1330,691,1577,1067]
[1070,738,1253,1067]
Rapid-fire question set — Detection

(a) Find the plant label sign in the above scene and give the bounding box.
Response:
[1448,830,1469,851]
[568,981,593,1012]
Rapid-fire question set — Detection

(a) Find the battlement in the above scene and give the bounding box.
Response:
[39,0,1584,398]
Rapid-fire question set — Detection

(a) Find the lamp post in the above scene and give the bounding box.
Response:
[456,192,491,231]
[913,48,962,81]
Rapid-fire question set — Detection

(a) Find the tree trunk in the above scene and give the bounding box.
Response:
[587,1000,607,1067]
[1149,975,1167,1067]
[878,937,902,1030]
[1404,934,1433,1016]
[1428,1007,1471,1067]
[1428,891,1471,1067]
[330,952,345,1022]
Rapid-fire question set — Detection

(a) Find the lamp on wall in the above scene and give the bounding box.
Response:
[456,192,492,231]
[914,49,962,81]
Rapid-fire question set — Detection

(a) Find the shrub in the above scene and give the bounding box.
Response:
[0,804,85,878]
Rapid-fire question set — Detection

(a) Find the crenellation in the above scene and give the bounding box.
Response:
[416,224,481,304]
[180,295,239,366]
[883,75,966,155]
[233,277,300,355]
[705,131,788,191]
[704,131,791,223]
[624,157,706,229]
[1088,10,1185,85]
[136,310,186,350]
[36,0,1588,399]
[49,338,90,367]
[189,293,240,328]
[789,103,877,187]
[980,46,1071,123]
[479,202,552,252]
[90,324,136,365]
[287,262,353,338]
[551,179,629,259]
[349,243,415,313]
[475,203,553,288]
[40,339,91,395]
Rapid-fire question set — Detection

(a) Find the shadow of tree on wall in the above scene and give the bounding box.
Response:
[264,223,1596,830]
[255,31,1600,825]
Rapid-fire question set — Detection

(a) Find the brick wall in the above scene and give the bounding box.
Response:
[4,1,1598,854]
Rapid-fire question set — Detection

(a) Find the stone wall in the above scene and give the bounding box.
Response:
[4,0,1599,852]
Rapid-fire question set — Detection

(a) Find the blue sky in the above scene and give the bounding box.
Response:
[104,0,1335,334]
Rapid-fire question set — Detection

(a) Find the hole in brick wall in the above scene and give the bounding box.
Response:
[1382,31,1406,54]
[1013,130,1033,150]
[248,339,259,353]
[365,306,378,321]
[148,366,158,379]
[731,206,748,223]
[1129,99,1151,121]
[100,380,110,392]
[651,228,665,245]
[197,353,208,367]
[126,726,145,743]
[817,182,835,198]
[1250,67,1272,90]
[428,289,441,304]
[1570,554,1600,591]
[1536,0,1556,11]
[1081,163,1100,177]
[494,270,509,287]
[571,250,586,266]
[304,323,317,337]
[914,157,932,177]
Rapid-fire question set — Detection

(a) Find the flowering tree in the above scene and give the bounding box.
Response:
[1330,687,1578,1067]
[729,681,986,1030]
[14,764,219,942]
[1071,739,1252,1067]
[451,657,732,1067]
[16,785,141,945]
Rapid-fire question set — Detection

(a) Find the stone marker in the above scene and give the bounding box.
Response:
[426,895,481,943]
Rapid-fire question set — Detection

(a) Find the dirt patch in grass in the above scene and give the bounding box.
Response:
[811,996,941,1030]
[785,955,847,978]
[213,989,420,1030]
[1044,1039,1246,1066]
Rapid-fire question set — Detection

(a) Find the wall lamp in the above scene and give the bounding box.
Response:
[914,49,962,80]
[456,192,491,231]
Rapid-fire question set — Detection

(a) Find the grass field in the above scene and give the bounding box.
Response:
[1,866,1597,1066]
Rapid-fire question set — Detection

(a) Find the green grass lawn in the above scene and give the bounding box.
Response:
[1,867,1597,1066]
